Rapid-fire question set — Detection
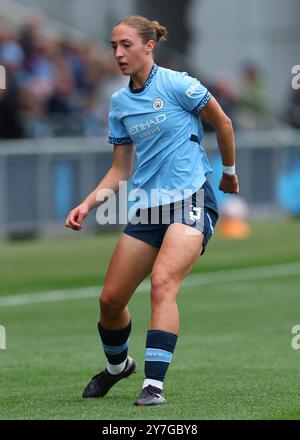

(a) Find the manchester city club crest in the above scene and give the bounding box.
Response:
[153,97,164,111]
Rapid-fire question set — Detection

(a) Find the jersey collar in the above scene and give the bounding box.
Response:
[128,63,158,94]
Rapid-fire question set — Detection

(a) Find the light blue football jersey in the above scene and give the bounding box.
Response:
[108,63,213,208]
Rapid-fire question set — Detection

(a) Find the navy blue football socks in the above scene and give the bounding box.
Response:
[97,323,177,386]
[143,329,178,389]
[98,320,131,371]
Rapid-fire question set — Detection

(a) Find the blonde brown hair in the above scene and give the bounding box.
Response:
[116,15,167,44]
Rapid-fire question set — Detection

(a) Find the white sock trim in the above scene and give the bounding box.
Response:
[143,378,163,390]
[107,358,127,375]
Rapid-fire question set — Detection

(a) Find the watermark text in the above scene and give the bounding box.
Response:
[291,325,300,350]
[0,325,6,349]
[95,182,204,235]
[0,65,6,90]
[291,65,300,90]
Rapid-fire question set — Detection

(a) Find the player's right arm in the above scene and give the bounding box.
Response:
[65,144,134,231]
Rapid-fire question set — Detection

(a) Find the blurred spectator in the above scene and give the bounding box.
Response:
[47,54,78,115]
[80,90,105,137]
[237,62,270,129]
[18,79,53,138]
[0,75,25,139]
[0,19,113,139]
[0,27,26,138]
[19,14,43,62]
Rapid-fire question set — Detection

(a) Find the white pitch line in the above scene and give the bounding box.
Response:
[0,261,299,308]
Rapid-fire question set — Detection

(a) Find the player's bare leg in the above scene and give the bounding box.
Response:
[83,233,159,398]
[100,233,159,329]
[135,223,204,406]
[150,223,204,333]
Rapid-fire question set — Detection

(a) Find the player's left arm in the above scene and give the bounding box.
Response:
[199,96,239,194]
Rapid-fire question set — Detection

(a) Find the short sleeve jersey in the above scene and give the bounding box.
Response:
[108,64,213,207]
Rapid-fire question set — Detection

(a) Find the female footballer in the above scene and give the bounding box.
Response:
[65,15,239,406]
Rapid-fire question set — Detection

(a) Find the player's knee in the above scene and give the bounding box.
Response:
[151,271,177,305]
[99,289,123,315]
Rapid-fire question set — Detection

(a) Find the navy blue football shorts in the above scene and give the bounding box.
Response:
[123,179,219,255]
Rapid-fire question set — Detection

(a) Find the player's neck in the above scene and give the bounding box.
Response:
[130,61,154,90]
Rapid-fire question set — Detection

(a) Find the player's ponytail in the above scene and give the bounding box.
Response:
[117,16,167,45]
[151,20,167,43]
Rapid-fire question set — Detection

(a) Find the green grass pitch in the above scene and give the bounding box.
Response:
[0,218,300,419]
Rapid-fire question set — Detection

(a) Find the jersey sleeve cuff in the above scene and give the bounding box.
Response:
[192,91,212,114]
[108,136,133,145]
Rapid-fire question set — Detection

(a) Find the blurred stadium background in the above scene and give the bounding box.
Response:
[0,0,300,420]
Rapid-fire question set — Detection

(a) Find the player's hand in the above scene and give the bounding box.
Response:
[219,173,239,194]
[65,203,90,231]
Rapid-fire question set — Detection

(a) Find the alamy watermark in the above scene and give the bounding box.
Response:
[291,325,300,350]
[291,65,300,90]
[95,182,205,235]
[0,65,6,90]
[0,325,6,349]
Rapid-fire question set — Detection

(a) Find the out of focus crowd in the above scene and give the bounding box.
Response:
[0,18,299,139]
[0,17,128,139]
